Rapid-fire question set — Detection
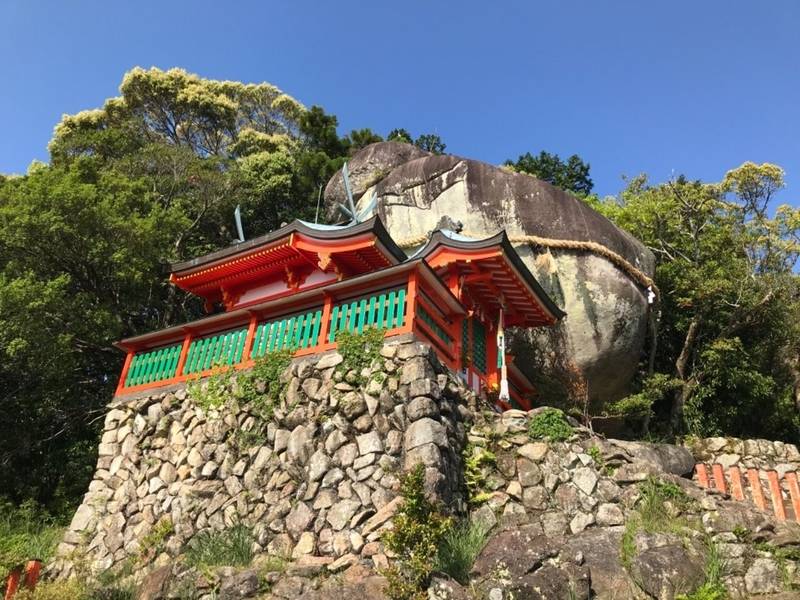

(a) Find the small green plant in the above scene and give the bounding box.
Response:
[188,365,233,411]
[383,464,453,600]
[139,517,174,559]
[335,328,385,384]
[463,444,496,505]
[184,524,254,572]
[528,408,572,442]
[435,520,488,584]
[0,500,63,574]
[677,539,727,600]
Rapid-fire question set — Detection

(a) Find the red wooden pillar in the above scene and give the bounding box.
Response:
[404,268,419,333]
[174,333,193,378]
[319,293,334,345]
[242,314,258,363]
[23,560,41,591]
[447,268,463,371]
[785,472,800,522]
[712,464,727,494]
[729,466,745,501]
[486,318,498,389]
[115,350,134,396]
[748,469,768,510]
[4,566,21,600]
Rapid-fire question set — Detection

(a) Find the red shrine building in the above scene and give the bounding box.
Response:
[114,217,565,411]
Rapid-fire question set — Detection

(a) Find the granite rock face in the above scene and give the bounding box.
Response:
[324,142,656,404]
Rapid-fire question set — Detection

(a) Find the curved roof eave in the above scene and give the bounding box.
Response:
[169,216,408,275]
[418,229,567,321]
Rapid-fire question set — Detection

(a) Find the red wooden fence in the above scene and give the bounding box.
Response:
[695,463,800,523]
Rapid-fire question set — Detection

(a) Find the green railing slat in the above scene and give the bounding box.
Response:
[347,301,358,332]
[385,291,396,328]
[142,349,157,383]
[366,296,376,328]
[376,293,387,328]
[154,347,168,381]
[292,315,304,349]
[357,299,367,333]
[395,289,406,328]
[300,313,313,348]
[311,310,322,346]
[234,329,247,363]
[338,303,349,337]
[329,306,340,342]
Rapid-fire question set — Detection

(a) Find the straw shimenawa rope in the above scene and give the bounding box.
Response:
[397,231,660,300]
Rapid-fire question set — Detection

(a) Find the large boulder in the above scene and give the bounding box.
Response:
[324,142,655,404]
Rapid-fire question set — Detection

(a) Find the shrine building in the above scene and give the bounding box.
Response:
[114,217,565,411]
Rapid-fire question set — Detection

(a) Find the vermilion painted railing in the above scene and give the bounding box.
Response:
[116,284,417,395]
[695,463,800,523]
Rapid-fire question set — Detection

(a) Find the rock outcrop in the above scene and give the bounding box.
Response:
[324,142,656,405]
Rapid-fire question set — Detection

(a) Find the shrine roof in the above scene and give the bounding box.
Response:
[170,216,406,274]
[416,229,566,326]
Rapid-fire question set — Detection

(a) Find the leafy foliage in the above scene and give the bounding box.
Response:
[0,67,366,510]
[383,464,452,600]
[463,444,497,505]
[598,164,800,440]
[335,327,385,384]
[528,408,573,442]
[504,150,593,195]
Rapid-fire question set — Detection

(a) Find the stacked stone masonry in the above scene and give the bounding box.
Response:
[52,335,470,579]
[686,435,800,474]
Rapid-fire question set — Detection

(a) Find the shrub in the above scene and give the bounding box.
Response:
[435,520,488,584]
[528,408,572,442]
[184,524,254,571]
[382,464,452,600]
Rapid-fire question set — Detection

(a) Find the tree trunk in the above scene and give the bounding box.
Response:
[670,318,700,434]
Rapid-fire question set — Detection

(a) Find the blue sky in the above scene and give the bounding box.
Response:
[1,1,799,201]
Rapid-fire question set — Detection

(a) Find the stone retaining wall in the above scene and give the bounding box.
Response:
[685,435,800,474]
[51,335,471,578]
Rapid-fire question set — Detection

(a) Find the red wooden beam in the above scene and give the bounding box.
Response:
[695,464,710,488]
[729,466,745,501]
[785,472,800,523]
[747,469,768,510]
[712,464,727,494]
[766,471,787,521]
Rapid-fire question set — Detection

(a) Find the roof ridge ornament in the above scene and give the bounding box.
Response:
[337,162,378,225]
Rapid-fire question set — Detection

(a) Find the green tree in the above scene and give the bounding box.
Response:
[603,164,800,440]
[345,128,383,153]
[505,150,593,196]
[0,67,360,510]
[414,133,446,154]
[387,128,413,144]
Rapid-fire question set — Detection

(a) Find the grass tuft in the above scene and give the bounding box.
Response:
[435,520,488,584]
[184,524,254,571]
[0,500,63,574]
